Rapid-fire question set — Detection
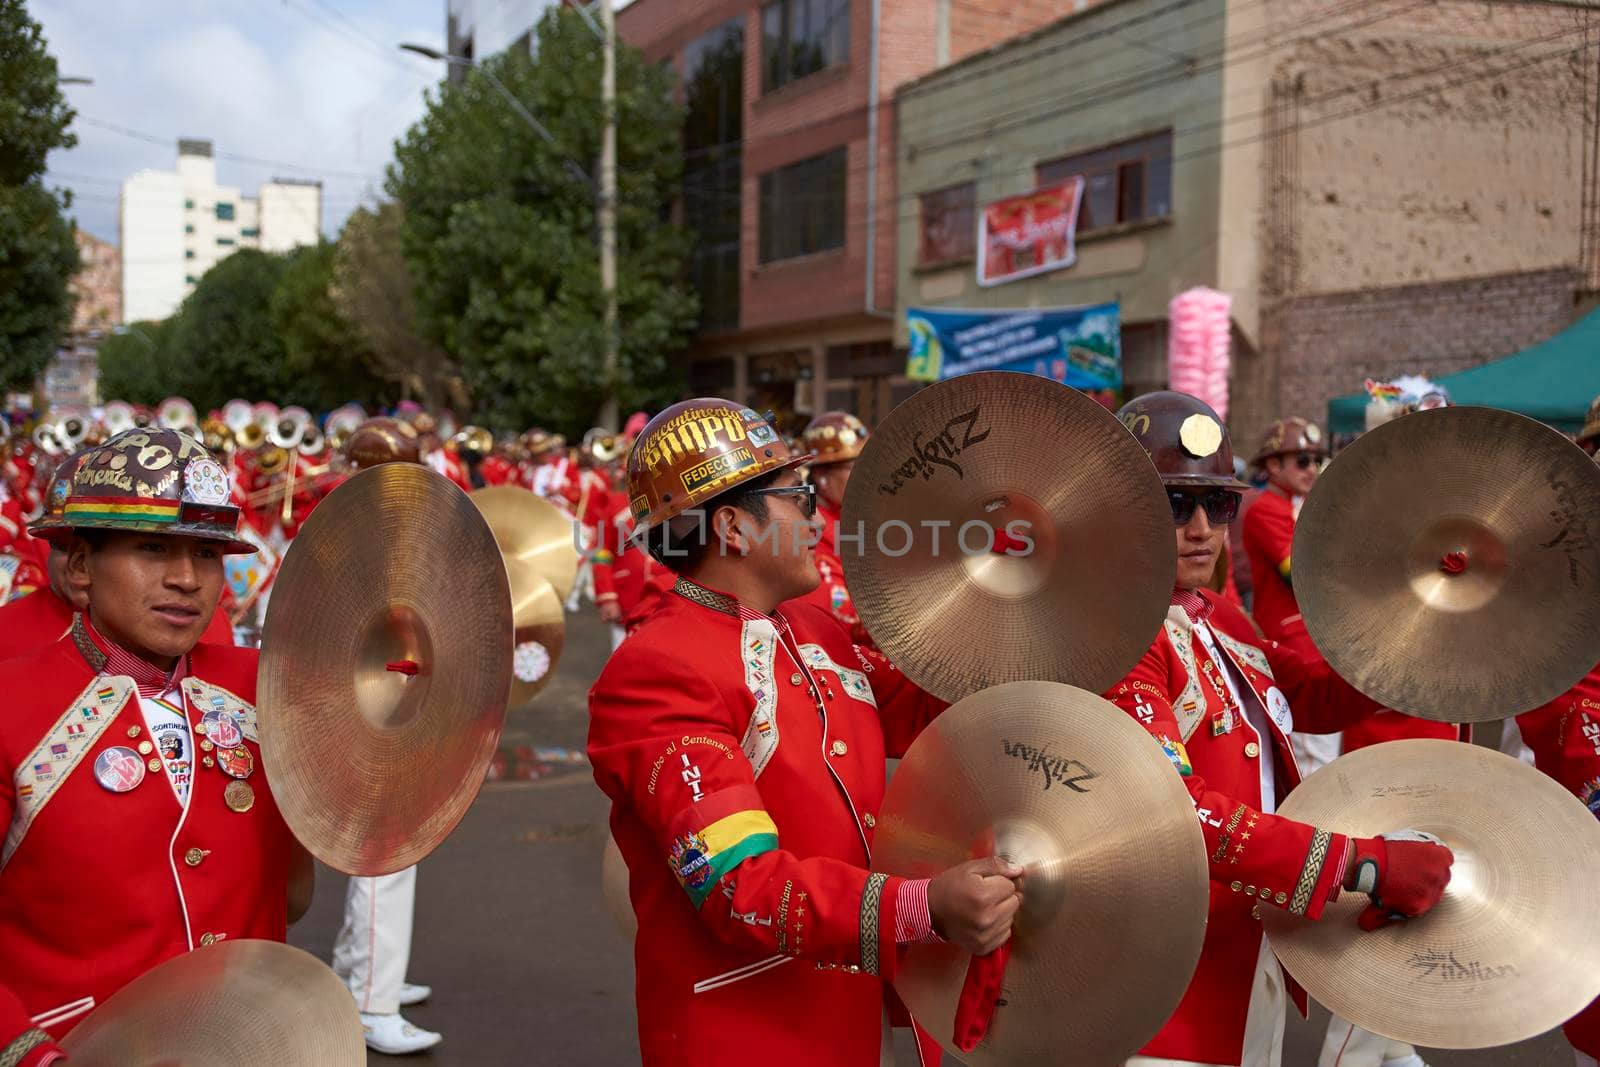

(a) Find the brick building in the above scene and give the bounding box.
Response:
[618,0,1085,432]
[896,0,1596,444]
[44,230,123,412]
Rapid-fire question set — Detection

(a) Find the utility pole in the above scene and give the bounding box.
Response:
[597,0,620,430]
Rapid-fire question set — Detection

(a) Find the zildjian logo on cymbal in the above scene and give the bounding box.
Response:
[877,407,991,496]
[1001,740,1098,793]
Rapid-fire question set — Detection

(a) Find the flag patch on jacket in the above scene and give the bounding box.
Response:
[669,810,779,908]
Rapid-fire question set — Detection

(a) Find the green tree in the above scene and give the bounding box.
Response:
[0,0,80,391]
[332,202,461,409]
[271,240,391,410]
[388,8,696,436]
[165,249,292,412]
[95,319,180,404]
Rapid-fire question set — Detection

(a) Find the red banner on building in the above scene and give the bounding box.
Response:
[976,176,1086,288]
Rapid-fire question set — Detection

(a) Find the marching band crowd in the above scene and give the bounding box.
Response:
[0,378,1596,1067]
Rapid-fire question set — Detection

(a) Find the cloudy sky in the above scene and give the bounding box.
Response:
[35,0,457,246]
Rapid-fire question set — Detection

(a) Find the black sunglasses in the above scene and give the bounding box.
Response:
[1169,489,1242,526]
[744,482,816,519]
[1291,452,1318,470]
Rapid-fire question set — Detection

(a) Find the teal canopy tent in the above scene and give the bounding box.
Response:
[1326,308,1600,434]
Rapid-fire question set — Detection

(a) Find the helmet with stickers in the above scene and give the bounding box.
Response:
[801,411,870,467]
[625,399,810,529]
[28,428,255,553]
[1116,391,1248,490]
[1251,416,1327,464]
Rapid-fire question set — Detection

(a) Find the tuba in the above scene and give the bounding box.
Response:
[268,407,311,451]
[103,400,137,436]
[157,397,198,435]
[298,423,326,457]
[201,416,234,456]
[56,414,89,450]
[32,422,63,457]
[582,427,622,463]
[222,398,254,436]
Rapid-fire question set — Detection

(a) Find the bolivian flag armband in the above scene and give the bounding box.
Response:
[667,785,779,908]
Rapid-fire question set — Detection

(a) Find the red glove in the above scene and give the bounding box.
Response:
[953,940,1011,1052]
[1345,830,1453,931]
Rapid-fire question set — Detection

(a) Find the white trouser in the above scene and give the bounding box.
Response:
[1318,1016,1421,1066]
[1291,731,1343,776]
[332,866,417,1015]
[1499,717,1536,766]
[609,622,626,651]
[1127,938,1286,1067]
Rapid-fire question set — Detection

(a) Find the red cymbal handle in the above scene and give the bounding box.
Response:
[386,660,420,676]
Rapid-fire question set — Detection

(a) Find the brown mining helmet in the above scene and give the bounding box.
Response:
[1116,391,1248,490]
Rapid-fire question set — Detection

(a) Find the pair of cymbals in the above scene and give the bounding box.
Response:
[61,940,364,1065]
[843,372,1174,702]
[259,464,513,875]
[873,681,1209,1065]
[1263,738,1600,1049]
[1294,406,1600,721]
[471,487,573,706]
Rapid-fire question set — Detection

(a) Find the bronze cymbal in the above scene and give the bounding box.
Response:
[259,464,513,875]
[61,940,364,1065]
[1294,406,1600,721]
[504,560,565,707]
[602,832,636,940]
[471,485,582,603]
[842,372,1174,702]
[1262,738,1600,1048]
[873,681,1209,1065]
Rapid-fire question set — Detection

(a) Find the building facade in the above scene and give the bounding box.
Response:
[620,0,1086,432]
[119,140,323,322]
[896,0,1593,443]
[43,230,123,412]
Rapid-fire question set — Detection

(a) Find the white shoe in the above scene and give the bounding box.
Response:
[398,981,432,1006]
[360,1012,442,1055]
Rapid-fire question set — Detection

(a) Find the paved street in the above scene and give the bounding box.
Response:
[291,606,1574,1066]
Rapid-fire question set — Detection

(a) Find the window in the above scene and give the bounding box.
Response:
[918,182,976,266]
[759,148,847,263]
[184,224,194,234]
[185,274,197,284]
[762,0,848,93]
[217,237,235,246]
[215,202,235,221]
[241,227,259,237]
[184,199,194,210]
[184,250,195,259]
[1037,130,1172,233]
[683,16,745,331]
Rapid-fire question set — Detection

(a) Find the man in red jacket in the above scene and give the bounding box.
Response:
[1107,393,1453,1067]
[0,451,233,659]
[589,399,1023,1066]
[592,495,674,648]
[1514,660,1600,1067]
[1242,418,1456,774]
[0,428,303,1055]
[792,411,873,646]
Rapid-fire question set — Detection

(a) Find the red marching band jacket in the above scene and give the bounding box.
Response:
[588,578,946,1066]
[1242,486,1458,751]
[591,502,675,632]
[1516,660,1600,1057]
[0,626,293,1052]
[1103,589,1382,1065]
